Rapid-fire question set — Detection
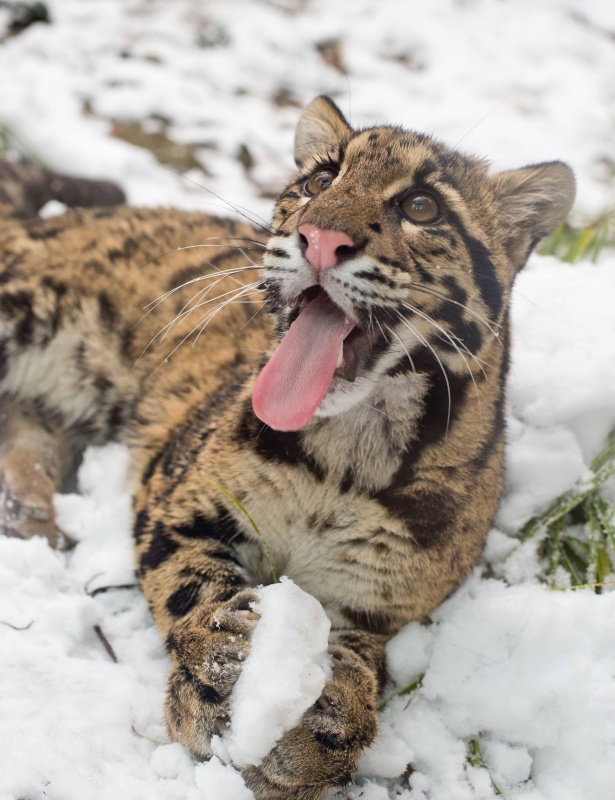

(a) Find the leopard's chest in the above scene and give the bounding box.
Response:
[212,377,429,626]
[232,468,414,629]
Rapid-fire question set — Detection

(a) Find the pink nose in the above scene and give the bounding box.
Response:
[298,223,354,272]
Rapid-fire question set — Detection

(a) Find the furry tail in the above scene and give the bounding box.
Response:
[0,160,125,219]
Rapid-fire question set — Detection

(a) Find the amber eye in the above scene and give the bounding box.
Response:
[400,192,440,224]
[303,168,337,196]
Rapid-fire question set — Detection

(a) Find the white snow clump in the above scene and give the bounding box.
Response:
[212,577,332,769]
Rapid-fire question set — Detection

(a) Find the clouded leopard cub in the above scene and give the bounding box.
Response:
[0,97,574,798]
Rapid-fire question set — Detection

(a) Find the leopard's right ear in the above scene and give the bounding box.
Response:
[490,161,576,269]
[294,96,352,167]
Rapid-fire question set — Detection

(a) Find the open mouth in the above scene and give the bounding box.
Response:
[289,286,373,382]
[252,286,382,431]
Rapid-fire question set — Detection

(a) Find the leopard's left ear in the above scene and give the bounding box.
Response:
[490,161,576,266]
[294,96,352,168]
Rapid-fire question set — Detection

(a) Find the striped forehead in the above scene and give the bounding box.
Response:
[340,127,485,195]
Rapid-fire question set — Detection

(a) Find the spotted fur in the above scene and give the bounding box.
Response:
[0,97,575,798]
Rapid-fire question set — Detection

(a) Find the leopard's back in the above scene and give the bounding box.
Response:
[0,202,269,447]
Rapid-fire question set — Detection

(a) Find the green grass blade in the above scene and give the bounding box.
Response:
[521,435,615,542]
[204,476,278,584]
[466,738,505,797]
[562,227,596,263]
[377,674,424,712]
[538,212,614,264]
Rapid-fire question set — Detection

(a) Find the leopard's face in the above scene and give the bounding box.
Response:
[252,97,575,432]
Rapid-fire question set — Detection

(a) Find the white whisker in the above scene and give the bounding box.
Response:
[357,401,396,422]
[192,283,262,347]
[158,165,275,234]
[401,303,483,423]
[148,283,261,375]
[141,264,259,313]
[394,310,452,437]
[402,303,486,373]
[136,281,261,370]
[409,284,502,345]
[385,324,416,375]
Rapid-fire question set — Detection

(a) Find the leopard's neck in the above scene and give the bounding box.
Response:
[301,371,430,492]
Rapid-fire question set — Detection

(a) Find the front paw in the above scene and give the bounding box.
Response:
[0,462,60,546]
[164,588,260,758]
[242,644,379,800]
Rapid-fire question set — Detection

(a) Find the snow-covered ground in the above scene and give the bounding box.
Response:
[1,1,615,799]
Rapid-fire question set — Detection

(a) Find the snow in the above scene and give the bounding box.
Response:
[385,578,615,800]
[1,1,615,799]
[194,757,255,800]
[212,578,332,769]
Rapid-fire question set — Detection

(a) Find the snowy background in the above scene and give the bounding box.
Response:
[1,1,615,799]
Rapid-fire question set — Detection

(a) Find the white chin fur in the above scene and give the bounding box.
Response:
[313,375,376,419]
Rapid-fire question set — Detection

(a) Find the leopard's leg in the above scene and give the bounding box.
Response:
[0,401,76,545]
[0,279,133,546]
[0,158,128,544]
[134,496,258,752]
[134,490,383,799]
[241,631,385,800]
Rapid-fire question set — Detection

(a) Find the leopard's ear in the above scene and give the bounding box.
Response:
[294,96,352,167]
[490,161,576,266]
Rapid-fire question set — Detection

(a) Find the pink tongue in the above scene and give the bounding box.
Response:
[252,293,351,431]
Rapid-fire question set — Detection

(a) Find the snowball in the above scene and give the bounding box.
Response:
[194,757,254,800]
[212,577,332,769]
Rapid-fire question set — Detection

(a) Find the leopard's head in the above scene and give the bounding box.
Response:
[253,96,575,432]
